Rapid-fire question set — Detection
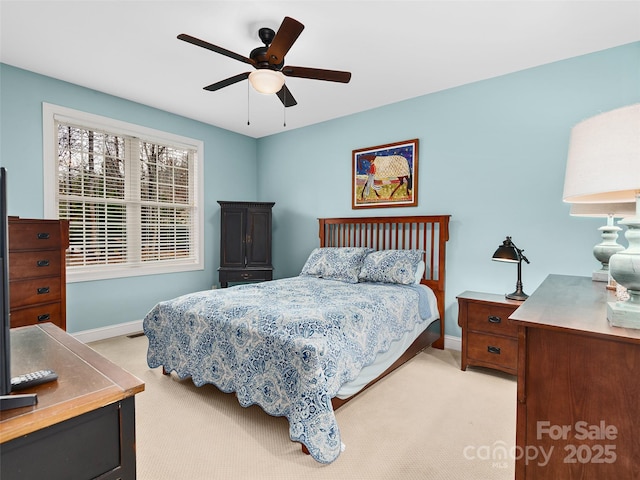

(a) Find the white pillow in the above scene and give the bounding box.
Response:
[358,249,424,285]
[300,247,372,283]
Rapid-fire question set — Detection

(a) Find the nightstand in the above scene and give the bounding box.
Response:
[457,291,523,375]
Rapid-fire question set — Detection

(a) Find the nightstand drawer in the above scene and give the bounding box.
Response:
[467,332,518,370]
[467,303,518,336]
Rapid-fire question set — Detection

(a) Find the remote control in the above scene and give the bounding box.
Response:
[11,369,58,391]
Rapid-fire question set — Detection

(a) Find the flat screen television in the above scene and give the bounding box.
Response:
[0,167,38,410]
[0,167,10,398]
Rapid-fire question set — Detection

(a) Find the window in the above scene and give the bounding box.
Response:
[43,103,204,282]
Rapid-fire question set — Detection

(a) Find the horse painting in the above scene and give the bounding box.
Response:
[358,154,412,200]
[352,138,418,209]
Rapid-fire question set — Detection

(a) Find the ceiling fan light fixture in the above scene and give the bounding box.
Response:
[248,70,285,94]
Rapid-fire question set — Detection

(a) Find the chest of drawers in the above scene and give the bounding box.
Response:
[8,217,69,330]
[510,275,640,479]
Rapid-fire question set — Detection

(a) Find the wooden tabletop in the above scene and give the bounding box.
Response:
[1,323,144,442]
[456,290,525,307]
[508,274,640,344]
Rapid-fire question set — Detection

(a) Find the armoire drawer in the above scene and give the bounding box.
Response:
[219,268,273,283]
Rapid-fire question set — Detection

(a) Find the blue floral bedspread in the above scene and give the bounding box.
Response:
[143,276,437,463]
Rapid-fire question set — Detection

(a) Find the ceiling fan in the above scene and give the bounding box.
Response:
[178,16,351,107]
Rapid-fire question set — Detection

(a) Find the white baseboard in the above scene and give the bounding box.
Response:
[72,319,143,344]
[444,334,461,351]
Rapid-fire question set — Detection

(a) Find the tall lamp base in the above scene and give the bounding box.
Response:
[607,293,640,329]
[592,223,624,283]
[608,205,640,329]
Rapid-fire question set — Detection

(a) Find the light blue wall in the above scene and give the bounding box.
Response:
[1,42,639,338]
[0,64,258,333]
[257,42,640,337]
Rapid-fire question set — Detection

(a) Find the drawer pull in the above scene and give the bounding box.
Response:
[488,315,502,324]
[37,287,50,295]
[487,345,501,355]
[37,259,50,267]
[37,314,51,322]
[37,232,51,240]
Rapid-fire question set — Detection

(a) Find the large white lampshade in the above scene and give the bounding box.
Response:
[248,70,285,94]
[563,104,640,204]
[563,103,640,328]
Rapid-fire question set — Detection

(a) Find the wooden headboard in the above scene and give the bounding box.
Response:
[318,215,450,349]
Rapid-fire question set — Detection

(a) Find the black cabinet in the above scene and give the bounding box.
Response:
[218,201,274,288]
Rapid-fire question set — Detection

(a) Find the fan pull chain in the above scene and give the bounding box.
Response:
[283,85,287,127]
[247,81,250,126]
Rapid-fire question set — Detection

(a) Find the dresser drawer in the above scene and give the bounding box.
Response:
[9,251,62,280]
[10,303,63,328]
[9,277,62,309]
[467,331,518,371]
[466,303,518,337]
[9,222,63,251]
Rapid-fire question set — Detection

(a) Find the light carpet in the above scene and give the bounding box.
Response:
[89,334,516,480]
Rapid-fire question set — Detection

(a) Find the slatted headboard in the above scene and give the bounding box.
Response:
[318,215,450,349]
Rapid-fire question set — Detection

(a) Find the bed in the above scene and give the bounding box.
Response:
[143,215,450,463]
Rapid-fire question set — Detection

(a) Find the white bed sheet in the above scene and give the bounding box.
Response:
[335,284,439,399]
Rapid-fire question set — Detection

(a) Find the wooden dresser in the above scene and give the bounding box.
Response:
[509,275,640,479]
[457,291,522,375]
[8,217,69,330]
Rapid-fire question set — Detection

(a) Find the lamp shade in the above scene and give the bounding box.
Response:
[248,70,285,94]
[563,104,640,204]
[492,243,520,263]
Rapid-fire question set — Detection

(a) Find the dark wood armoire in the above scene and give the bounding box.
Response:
[217,201,274,288]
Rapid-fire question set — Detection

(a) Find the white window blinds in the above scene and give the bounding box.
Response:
[43,103,204,282]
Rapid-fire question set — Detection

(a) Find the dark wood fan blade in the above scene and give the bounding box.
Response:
[203,72,250,91]
[276,85,297,107]
[266,17,304,66]
[282,66,351,83]
[178,34,255,66]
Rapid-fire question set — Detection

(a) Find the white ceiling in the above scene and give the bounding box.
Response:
[1,1,639,138]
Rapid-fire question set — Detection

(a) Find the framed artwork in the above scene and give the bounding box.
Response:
[352,138,418,209]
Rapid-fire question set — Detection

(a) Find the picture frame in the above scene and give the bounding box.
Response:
[352,138,418,209]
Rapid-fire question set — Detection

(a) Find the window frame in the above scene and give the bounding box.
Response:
[43,102,205,283]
